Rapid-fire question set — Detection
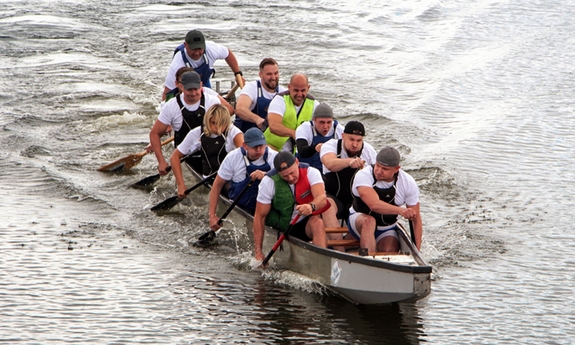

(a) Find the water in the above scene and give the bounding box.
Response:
[1,0,574,343]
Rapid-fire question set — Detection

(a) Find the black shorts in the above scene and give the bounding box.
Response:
[287,217,312,242]
[326,194,350,220]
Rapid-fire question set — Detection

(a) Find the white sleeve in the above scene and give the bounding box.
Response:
[217,149,242,181]
[307,166,324,186]
[238,81,258,110]
[202,87,219,97]
[351,166,374,196]
[362,143,378,165]
[225,125,243,152]
[267,95,286,117]
[205,41,230,68]
[334,123,345,139]
[176,127,202,155]
[256,176,275,204]
[319,139,338,174]
[396,171,420,207]
[295,121,313,143]
[163,52,185,89]
[203,93,222,111]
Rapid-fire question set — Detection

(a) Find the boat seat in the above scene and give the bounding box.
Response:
[327,239,360,247]
[325,227,348,234]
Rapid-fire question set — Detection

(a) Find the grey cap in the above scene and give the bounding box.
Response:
[313,103,334,119]
[181,71,201,89]
[185,30,206,50]
[244,128,267,147]
[273,151,296,172]
[376,146,400,167]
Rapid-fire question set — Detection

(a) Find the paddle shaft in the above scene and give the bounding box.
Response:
[216,180,254,226]
[224,83,240,101]
[262,215,300,266]
[409,220,416,247]
[150,170,217,212]
[260,200,331,266]
[183,170,218,196]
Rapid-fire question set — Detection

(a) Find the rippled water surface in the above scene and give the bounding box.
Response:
[1,0,575,343]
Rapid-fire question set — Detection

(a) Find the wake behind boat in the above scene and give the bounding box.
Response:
[184,162,432,305]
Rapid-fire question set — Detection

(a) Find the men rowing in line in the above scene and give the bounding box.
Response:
[149,38,423,256]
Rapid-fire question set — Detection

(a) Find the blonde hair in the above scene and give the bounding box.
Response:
[203,104,231,136]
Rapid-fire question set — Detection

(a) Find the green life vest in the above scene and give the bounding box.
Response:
[264,92,315,152]
[264,164,314,231]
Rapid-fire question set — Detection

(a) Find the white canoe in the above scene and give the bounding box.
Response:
[186,163,432,304]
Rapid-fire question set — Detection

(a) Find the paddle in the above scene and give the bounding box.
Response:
[223,83,240,100]
[409,220,416,247]
[150,171,217,212]
[195,179,255,246]
[98,137,174,172]
[131,154,192,188]
[261,200,331,267]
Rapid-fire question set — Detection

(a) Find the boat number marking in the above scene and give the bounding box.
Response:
[331,260,342,286]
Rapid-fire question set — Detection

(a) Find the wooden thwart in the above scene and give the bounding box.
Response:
[327,239,359,247]
[325,227,348,234]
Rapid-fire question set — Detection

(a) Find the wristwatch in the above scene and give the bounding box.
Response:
[310,203,316,212]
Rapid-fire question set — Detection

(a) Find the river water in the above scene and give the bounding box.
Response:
[1,0,574,343]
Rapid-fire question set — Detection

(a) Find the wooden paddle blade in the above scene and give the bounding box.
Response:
[150,195,181,212]
[98,137,174,172]
[195,230,216,247]
[97,152,146,172]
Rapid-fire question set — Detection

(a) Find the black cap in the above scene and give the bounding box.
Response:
[273,151,296,172]
[185,30,206,50]
[343,121,365,136]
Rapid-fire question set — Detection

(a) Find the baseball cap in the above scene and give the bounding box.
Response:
[376,146,400,167]
[181,71,201,89]
[343,121,365,136]
[313,103,334,119]
[273,151,296,172]
[185,30,206,50]
[244,128,267,147]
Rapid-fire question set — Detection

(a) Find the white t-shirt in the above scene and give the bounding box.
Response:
[350,166,420,212]
[239,79,287,111]
[176,124,242,156]
[267,95,320,152]
[295,120,345,144]
[164,41,230,90]
[157,92,221,132]
[319,138,377,175]
[217,147,278,183]
[257,166,324,223]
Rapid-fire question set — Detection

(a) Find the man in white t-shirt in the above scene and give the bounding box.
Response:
[150,71,221,175]
[208,128,278,230]
[162,30,245,100]
[263,73,320,153]
[295,103,344,172]
[253,151,329,262]
[348,146,423,253]
[234,58,287,132]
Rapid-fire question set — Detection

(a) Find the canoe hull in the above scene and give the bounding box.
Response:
[185,163,432,305]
